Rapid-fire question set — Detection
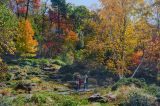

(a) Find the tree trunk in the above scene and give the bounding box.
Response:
[25,0,30,20]
[131,57,144,78]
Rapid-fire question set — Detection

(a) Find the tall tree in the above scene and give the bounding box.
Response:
[0,4,20,57]
[98,0,149,78]
[16,19,38,54]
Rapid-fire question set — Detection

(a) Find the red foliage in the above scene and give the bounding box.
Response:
[33,0,40,3]
[16,0,25,3]
[33,0,40,9]
[18,7,27,14]
[56,34,65,39]
[49,11,59,22]
[46,42,54,48]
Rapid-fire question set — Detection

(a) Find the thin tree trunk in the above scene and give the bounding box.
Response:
[25,0,30,20]
[58,4,60,35]
[15,1,19,18]
[131,57,144,78]
[120,15,127,78]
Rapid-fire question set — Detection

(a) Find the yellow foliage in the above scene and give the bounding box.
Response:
[86,0,150,78]
[106,60,116,70]
[31,77,41,83]
[16,19,38,53]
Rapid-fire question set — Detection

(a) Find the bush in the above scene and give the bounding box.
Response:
[30,77,41,83]
[59,62,87,75]
[156,92,160,102]
[0,88,12,96]
[59,65,73,74]
[0,61,8,72]
[0,62,9,81]
[8,65,41,80]
[0,91,88,106]
[120,93,156,106]
[17,58,66,68]
[0,97,12,106]
[61,73,73,82]
[6,81,17,88]
[145,84,160,96]
[18,58,50,67]
[30,91,88,106]
[112,78,146,91]
[31,93,48,104]
[12,96,26,106]
[51,59,66,66]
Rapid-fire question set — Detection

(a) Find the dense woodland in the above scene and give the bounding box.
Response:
[0,0,160,106]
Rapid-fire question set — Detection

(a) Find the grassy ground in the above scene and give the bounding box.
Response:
[0,60,159,106]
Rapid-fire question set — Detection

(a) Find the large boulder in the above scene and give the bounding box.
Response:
[88,93,108,103]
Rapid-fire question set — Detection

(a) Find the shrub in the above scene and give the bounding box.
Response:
[120,93,156,106]
[17,58,66,68]
[8,65,41,80]
[0,61,8,72]
[12,96,26,106]
[30,77,41,83]
[59,65,73,74]
[61,73,73,82]
[59,62,87,75]
[156,92,160,102]
[0,91,88,106]
[0,97,12,106]
[51,59,66,66]
[30,91,88,106]
[0,95,30,106]
[19,61,32,66]
[18,58,49,67]
[6,81,17,88]
[0,62,8,81]
[0,88,12,96]
[31,93,48,104]
[112,78,146,91]
[145,84,160,96]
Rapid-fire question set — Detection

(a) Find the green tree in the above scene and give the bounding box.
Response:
[67,5,92,32]
[0,4,19,56]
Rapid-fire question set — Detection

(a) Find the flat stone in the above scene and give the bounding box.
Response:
[88,93,108,103]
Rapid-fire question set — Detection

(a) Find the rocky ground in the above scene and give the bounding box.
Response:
[0,60,159,106]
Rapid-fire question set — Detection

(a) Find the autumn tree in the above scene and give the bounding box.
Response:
[38,0,79,59]
[9,0,41,19]
[131,1,160,81]
[131,0,160,82]
[84,0,151,78]
[16,19,38,55]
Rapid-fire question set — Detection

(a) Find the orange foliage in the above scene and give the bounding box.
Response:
[132,51,143,65]
[65,30,78,42]
[17,19,38,53]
